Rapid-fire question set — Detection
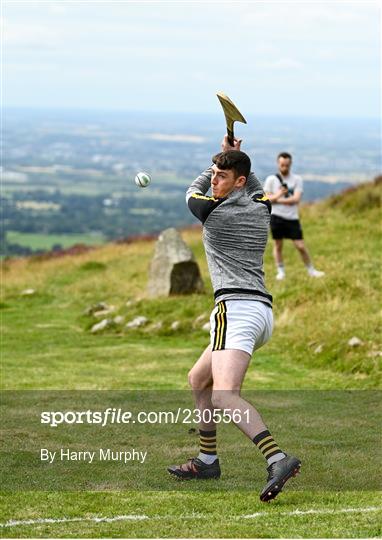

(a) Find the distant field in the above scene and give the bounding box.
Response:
[6,231,106,250]
[2,171,184,196]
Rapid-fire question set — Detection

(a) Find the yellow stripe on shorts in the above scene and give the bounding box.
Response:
[213,301,227,351]
[212,303,221,350]
[218,302,227,349]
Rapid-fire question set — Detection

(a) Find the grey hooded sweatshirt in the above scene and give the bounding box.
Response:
[186,167,273,308]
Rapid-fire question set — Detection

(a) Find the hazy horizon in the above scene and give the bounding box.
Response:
[4,106,381,122]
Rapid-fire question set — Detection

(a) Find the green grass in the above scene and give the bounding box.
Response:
[2,390,380,492]
[1,181,381,537]
[6,231,106,250]
[1,492,381,538]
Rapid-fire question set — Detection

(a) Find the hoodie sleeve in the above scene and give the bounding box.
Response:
[185,166,213,203]
[186,166,226,224]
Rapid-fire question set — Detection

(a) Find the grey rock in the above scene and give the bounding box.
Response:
[150,321,163,331]
[113,315,125,325]
[314,344,323,354]
[125,316,148,329]
[147,228,204,297]
[194,313,207,326]
[94,306,116,318]
[84,302,110,316]
[21,288,35,296]
[348,336,363,347]
[171,321,181,330]
[202,322,211,332]
[91,319,112,333]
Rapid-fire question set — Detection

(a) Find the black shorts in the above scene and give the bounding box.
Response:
[270,215,303,240]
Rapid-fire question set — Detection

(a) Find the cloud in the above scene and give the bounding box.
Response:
[256,58,304,70]
[3,17,61,50]
[48,4,67,15]
[2,1,379,117]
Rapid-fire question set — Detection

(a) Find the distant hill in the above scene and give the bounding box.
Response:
[323,174,381,212]
[299,179,353,201]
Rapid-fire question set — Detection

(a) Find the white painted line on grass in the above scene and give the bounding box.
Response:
[0,515,148,528]
[0,506,380,528]
[242,506,381,519]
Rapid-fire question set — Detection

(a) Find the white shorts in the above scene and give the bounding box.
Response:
[209,299,273,356]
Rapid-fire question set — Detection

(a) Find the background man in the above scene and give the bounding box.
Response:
[167,137,301,502]
[264,152,325,280]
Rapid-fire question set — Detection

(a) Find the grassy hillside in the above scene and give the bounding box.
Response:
[2,179,381,388]
[1,179,381,539]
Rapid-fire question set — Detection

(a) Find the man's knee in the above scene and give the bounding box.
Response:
[294,240,305,252]
[188,368,210,390]
[274,240,283,252]
[211,389,238,409]
[211,390,224,410]
[187,369,197,388]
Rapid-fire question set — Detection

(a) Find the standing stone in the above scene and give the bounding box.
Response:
[147,228,204,297]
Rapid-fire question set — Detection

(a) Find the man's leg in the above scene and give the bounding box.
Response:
[293,239,325,277]
[188,344,218,463]
[211,348,300,502]
[273,239,285,280]
[292,239,311,266]
[167,345,221,479]
[188,344,214,431]
[211,349,284,459]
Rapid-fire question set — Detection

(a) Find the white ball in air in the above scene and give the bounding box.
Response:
[135,172,151,188]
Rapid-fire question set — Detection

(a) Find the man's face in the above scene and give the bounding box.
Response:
[211,164,246,198]
[278,157,292,176]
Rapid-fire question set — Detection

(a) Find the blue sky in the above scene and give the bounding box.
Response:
[3,1,381,117]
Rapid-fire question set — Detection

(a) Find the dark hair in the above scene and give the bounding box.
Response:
[277,152,292,161]
[212,150,251,179]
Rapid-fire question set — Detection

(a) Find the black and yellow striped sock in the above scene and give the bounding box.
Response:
[198,429,217,464]
[253,429,286,465]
